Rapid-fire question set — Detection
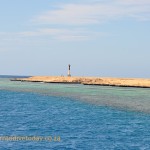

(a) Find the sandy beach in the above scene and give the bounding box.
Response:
[12,76,150,88]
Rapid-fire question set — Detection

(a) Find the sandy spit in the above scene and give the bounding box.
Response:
[11,76,150,88]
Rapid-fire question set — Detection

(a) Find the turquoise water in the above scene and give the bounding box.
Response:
[0,78,150,149]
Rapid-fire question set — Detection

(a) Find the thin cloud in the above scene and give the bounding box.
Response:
[2,0,149,44]
[40,28,90,41]
[0,28,104,43]
[118,0,150,5]
[19,28,105,41]
[33,1,150,26]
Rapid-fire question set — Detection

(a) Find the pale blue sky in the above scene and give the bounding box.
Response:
[0,0,150,77]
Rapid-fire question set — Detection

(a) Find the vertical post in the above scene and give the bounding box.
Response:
[68,64,71,77]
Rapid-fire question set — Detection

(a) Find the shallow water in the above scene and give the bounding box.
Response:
[0,78,150,149]
[0,78,150,113]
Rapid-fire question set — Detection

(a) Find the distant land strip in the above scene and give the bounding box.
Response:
[11,76,150,88]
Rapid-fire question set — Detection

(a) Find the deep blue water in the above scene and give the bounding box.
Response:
[0,77,150,149]
[0,75,30,78]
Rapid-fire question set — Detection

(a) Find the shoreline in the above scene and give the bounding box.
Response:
[11,76,150,88]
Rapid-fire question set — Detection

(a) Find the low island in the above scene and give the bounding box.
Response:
[11,76,150,88]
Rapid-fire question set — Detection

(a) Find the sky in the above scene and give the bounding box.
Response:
[0,0,150,77]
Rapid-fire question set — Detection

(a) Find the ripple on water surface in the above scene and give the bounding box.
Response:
[0,78,150,149]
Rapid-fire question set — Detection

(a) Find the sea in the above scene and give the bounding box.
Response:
[0,75,150,150]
